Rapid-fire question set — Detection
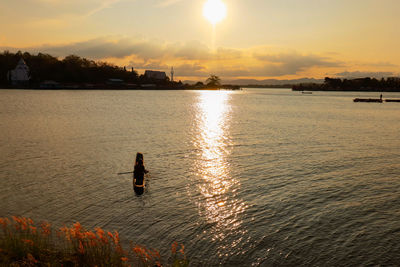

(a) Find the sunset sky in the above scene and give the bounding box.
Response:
[1,0,399,81]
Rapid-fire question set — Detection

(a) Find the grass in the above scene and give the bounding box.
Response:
[0,216,189,267]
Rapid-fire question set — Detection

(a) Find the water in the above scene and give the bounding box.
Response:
[1,89,400,266]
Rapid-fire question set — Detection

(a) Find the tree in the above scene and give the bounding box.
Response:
[206,74,221,88]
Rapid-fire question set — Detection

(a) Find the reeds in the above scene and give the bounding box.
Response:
[0,216,189,267]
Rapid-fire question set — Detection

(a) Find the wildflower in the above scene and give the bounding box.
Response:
[107,231,114,239]
[12,216,20,223]
[20,217,28,230]
[179,244,185,255]
[12,216,21,230]
[144,250,152,261]
[95,227,108,243]
[74,222,82,232]
[121,257,128,262]
[133,245,151,262]
[85,231,97,240]
[22,239,34,246]
[151,249,161,259]
[171,242,178,254]
[27,253,38,264]
[95,227,105,238]
[0,218,10,230]
[28,218,34,225]
[41,222,51,236]
[155,261,162,267]
[73,222,84,239]
[60,226,71,241]
[113,230,120,245]
[133,245,144,255]
[0,218,7,226]
[29,226,37,234]
[79,240,85,254]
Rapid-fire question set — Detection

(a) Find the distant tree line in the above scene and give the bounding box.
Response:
[293,77,400,92]
[0,51,242,90]
[0,51,142,86]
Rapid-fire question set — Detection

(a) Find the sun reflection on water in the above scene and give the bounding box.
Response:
[192,91,247,248]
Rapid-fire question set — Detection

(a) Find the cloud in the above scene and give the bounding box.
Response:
[84,0,123,17]
[171,41,212,60]
[156,0,184,7]
[6,37,395,79]
[364,61,398,68]
[253,52,342,76]
[335,71,395,79]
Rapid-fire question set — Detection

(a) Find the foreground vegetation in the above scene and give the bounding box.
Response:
[0,216,189,267]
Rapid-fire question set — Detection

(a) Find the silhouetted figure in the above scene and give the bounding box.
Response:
[133,153,148,195]
[380,94,383,100]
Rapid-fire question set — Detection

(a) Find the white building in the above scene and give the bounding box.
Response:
[8,58,30,86]
[144,70,167,80]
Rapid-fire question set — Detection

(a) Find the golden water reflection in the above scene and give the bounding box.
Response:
[193,91,247,244]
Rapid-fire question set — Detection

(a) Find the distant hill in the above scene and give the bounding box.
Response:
[184,78,324,86]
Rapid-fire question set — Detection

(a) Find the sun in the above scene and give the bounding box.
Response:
[203,0,227,26]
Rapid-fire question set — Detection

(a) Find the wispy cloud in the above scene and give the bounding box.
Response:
[84,0,123,17]
[156,0,185,8]
[335,71,395,79]
[253,52,343,76]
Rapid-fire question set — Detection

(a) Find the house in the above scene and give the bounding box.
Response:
[8,58,30,86]
[144,70,167,80]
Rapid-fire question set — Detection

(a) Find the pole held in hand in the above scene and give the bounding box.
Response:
[118,171,134,175]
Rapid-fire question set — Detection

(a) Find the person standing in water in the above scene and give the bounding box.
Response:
[133,153,148,194]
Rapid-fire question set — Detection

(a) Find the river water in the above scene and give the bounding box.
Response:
[1,89,400,266]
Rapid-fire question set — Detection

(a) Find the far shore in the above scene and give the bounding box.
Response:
[0,85,242,91]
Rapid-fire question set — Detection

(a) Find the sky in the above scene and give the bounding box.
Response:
[1,0,400,81]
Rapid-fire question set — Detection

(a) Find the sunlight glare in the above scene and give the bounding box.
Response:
[203,0,227,26]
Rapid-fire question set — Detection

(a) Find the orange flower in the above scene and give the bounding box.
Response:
[28,218,34,225]
[22,239,34,246]
[151,249,161,259]
[29,226,37,234]
[121,257,128,262]
[0,218,10,230]
[12,216,22,230]
[74,222,82,232]
[73,222,84,239]
[107,231,114,239]
[27,253,38,264]
[12,216,20,223]
[179,244,185,255]
[133,245,144,255]
[85,231,97,240]
[95,227,108,243]
[79,240,85,254]
[133,245,152,262]
[171,242,178,254]
[41,222,51,236]
[59,226,71,241]
[113,231,120,245]
[144,251,152,261]
[20,217,28,230]
[95,227,104,237]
